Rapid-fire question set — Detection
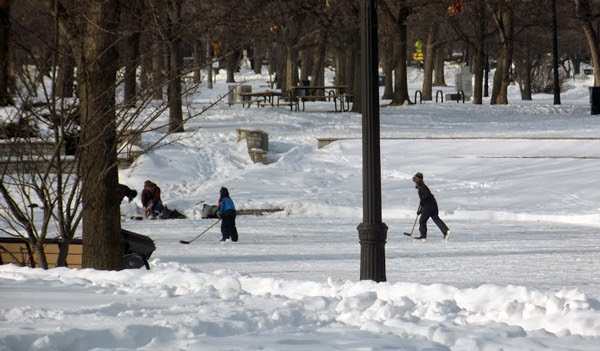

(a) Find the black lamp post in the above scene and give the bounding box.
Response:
[357,0,388,282]
[551,0,561,105]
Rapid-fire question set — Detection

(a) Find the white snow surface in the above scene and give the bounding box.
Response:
[2,66,600,350]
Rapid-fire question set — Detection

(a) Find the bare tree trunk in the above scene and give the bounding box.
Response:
[491,50,504,104]
[498,44,513,104]
[152,31,163,100]
[392,37,410,105]
[310,29,327,99]
[490,3,514,104]
[32,242,49,269]
[300,49,311,82]
[0,0,12,106]
[380,0,411,105]
[140,40,151,92]
[253,44,265,75]
[57,42,75,98]
[167,0,183,133]
[225,50,237,83]
[270,44,283,89]
[381,36,394,100]
[206,40,213,89]
[421,22,438,101]
[433,46,446,86]
[575,0,600,86]
[77,0,122,270]
[193,39,202,83]
[123,0,141,108]
[123,38,139,108]
[471,0,485,104]
[285,44,298,90]
[515,34,533,101]
[472,44,484,104]
[350,36,361,113]
[335,47,346,86]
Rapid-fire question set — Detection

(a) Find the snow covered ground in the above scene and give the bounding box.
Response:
[2,66,600,350]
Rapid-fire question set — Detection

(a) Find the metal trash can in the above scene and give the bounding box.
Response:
[298,80,310,99]
[201,203,218,219]
[228,85,252,104]
[228,85,237,105]
[239,85,252,101]
[122,229,155,270]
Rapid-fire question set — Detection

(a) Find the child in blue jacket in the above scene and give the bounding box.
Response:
[217,187,238,242]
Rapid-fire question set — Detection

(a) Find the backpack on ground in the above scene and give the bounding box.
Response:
[159,205,187,219]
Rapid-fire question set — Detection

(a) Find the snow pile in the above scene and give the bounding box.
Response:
[2,262,599,350]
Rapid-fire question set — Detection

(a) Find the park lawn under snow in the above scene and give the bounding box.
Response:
[1,65,600,350]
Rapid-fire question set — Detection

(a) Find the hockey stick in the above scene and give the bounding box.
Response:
[403,213,419,236]
[179,219,221,244]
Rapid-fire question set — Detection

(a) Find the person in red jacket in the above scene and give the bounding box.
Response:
[412,172,451,241]
[141,180,163,219]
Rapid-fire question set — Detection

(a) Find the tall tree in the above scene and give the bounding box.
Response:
[380,34,395,100]
[380,0,412,105]
[0,0,12,106]
[77,0,122,270]
[573,0,600,86]
[489,0,514,104]
[421,22,439,100]
[167,0,184,133]
[122,0,142,108]
[448,0,489,104]
[44,0,123,270]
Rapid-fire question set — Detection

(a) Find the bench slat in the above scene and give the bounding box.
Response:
[0,238,83,268]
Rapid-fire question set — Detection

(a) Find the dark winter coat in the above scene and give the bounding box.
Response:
[141,185,161,209]
[118,184,132,203]
[416,183,438,209]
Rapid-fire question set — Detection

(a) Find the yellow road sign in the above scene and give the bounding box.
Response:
[413,53,424,61]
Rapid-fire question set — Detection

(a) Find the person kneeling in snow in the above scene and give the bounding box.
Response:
[217,187,238,243]
[141,180,163,219]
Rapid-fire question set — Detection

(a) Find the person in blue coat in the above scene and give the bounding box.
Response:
[217,187,238,242]
[412,172,451,241]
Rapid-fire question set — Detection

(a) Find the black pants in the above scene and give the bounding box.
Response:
[220,210,238,242]
[419,202,448,238]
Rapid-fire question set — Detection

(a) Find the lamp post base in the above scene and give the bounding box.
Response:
[357,222,388,282]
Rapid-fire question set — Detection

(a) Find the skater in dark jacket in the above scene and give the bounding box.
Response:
[217,187,238,242]
[413,172,451,241]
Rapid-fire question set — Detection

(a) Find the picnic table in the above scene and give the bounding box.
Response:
[237,91,282,107]
[289,85,352,112]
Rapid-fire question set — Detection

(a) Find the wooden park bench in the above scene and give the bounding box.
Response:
[0,237,83,268]
[0,230,155,270]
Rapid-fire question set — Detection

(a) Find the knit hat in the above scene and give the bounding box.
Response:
[412,172,423,183]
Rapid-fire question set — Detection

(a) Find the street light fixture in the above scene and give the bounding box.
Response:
[357,0,388,283]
